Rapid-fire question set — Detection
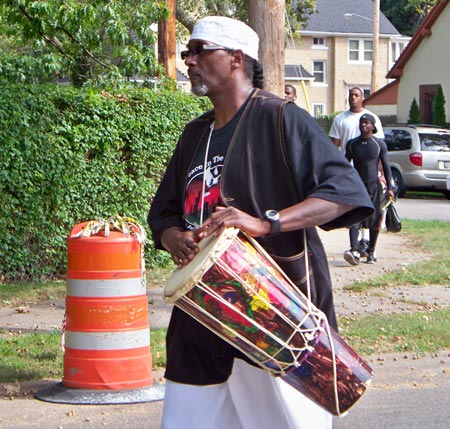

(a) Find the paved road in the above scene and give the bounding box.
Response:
[395,195,450,221]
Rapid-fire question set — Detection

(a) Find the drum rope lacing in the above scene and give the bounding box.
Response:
[177,230,342,415]
[177,231,318,366]
[182,276,320,368]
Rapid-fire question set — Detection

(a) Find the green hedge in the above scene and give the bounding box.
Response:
[0,82,209,282]
[0,81,398,283]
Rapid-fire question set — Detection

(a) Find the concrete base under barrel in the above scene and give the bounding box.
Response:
[35,382,165,404]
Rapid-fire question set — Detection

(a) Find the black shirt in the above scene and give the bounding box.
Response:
[345,135,393,188]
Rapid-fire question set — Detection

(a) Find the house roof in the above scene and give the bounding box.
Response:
[285,64,314,80]
[364,80,399,105]
[386,0,449,79]
[301,0,400,36]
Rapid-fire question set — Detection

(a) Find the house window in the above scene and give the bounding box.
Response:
[391,41,407,63]
[313,61,326,83]
[313,37,326,47]
[312,103,325,117]
[349,39,373,62]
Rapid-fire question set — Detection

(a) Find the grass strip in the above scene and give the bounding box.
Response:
[2,308,450,383]
[345,219,450,292]
[339,308,450,355]
[0,328,167,383]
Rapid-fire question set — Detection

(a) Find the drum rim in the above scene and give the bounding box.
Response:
[164,227,240,304]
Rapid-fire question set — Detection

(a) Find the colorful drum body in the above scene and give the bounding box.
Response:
[165,228,373,416]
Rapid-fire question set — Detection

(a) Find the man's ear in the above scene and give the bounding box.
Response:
[231,49,245,69]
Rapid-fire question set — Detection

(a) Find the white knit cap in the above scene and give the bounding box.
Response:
[189,16,259,61]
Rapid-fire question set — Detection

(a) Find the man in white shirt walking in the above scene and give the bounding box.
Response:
[329,87,384,152]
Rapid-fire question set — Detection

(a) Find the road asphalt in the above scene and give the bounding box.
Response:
[1,215,449,428]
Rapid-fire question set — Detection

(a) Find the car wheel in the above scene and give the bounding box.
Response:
[443,190,450,200]
[391,169,405,198]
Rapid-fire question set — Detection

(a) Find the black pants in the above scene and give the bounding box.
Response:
[349,181,384,252]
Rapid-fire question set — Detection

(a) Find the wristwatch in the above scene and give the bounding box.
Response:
[264,209,281,234]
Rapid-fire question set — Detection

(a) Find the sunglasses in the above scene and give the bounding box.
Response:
[180,44,230,60]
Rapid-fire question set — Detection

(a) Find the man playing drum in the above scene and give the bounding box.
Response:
[148,16,373,429]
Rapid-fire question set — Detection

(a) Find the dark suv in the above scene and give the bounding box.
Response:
[384,124,450,199]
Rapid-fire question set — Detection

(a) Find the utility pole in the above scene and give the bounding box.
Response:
[249,0,285,96]
[158,0,177,80]
[371,0,380,93]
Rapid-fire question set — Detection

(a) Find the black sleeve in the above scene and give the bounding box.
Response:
[344,140,353,162]
[379,139,394,190]
[283,103,374,230]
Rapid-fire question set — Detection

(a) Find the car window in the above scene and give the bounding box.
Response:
[384,129,412,151]
[419,133,450,151]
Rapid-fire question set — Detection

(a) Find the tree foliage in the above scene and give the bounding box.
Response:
[1,0,317,86]
[408,97,421,124]
[432,84,447,127]
[1,0,169,86]
[175,0,316,34]
[380,0,438,36]
[175,0,246,32]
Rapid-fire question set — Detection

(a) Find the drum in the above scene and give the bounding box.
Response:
[165,228,373,416]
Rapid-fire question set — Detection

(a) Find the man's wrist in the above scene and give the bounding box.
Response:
[264,210,281,234]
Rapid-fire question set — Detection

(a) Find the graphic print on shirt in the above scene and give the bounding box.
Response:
[183,105,242,230]
[184,154,224,230]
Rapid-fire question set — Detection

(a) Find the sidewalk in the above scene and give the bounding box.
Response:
[0,228,433,335]
[1,228,449,428]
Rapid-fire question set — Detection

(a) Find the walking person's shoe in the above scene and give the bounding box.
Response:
[344,249,360,265]
[366,252,377,264]
[358,239,370,258]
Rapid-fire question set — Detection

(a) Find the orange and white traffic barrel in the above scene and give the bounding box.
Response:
[36,216,165,404]
[63,217,152,390]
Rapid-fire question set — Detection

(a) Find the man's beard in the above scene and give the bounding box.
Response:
[191,82,209,96]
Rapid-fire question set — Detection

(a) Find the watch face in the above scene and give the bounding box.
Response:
[264,210,281,234]
[265,210,280,221]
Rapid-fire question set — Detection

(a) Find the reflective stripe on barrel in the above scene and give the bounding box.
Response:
[67,278,145,297]
[64,328,150,350]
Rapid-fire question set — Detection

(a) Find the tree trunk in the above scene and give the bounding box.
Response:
[249,0,285,96]
[158,0,177,80]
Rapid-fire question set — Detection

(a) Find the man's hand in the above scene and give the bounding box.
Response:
[197,206,270,239]
[161,227,201,268]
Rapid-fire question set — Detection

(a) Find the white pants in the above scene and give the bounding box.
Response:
[162,359,332,429]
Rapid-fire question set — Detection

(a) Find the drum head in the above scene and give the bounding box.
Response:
[164,227,239,303]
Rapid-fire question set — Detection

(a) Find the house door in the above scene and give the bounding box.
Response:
[419,84,439,124]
